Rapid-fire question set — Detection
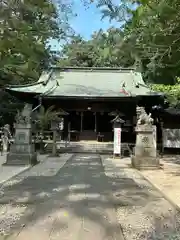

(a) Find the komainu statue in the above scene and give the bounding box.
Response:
[15,104,32,124]
[136,106,153,126]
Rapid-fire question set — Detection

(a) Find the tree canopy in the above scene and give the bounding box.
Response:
[94,0,180,84]
[58,28,135,68]
[0,0,71,85]
[60,0,180,84]
[0,0,72,125]
[2,0,180,110]
[58,0,180,107]
[94,0,180,106]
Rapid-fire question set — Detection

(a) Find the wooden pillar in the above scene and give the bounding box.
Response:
[94,112,97,132]
[160,120,164,155]
[68,122,71,142]
[80,112,83,132]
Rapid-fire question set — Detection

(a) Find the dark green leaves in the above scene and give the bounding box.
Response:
[58,28,135,68]
[0,0,71,85]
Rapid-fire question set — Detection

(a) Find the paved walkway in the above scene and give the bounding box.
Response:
[101,156,180,240]
[0,154,29,185]
[0,154,124,240]
[1,154,180,240]
[0,154,50,185]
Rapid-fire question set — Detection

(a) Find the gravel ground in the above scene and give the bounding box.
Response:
[0,154,124,239]
[101,156,180,240]
[0,204,28,236]
[140,155,180,209]
[0,154,73,238]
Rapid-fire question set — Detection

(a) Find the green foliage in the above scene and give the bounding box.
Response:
[0,0,72,125]
[58,28,135,68]
[0,91,24,126]
[35,105,61,131]
[151,83,180,107]
[0,0,71,85]
[92,0,180,84]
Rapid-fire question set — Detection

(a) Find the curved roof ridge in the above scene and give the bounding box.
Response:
[5,69,53,89]
[6,80,43,89]
[53,66,136,72]
[39,83,58,97]
[37,69,53,84]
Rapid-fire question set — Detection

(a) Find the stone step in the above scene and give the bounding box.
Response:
[79,131,97,141]
[43,142,133,155]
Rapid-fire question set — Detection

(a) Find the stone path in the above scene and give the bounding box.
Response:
[0,154,29,185]
[0,154,73,204]
[0,154,124,240]
[101,156,180,240]
[0,154,51,185]
[2,153,180,240]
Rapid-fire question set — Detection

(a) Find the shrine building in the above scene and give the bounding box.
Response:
[5,67,164,146]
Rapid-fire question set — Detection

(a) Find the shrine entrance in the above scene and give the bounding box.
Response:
[79,111,96,141]
[83,111,95,131]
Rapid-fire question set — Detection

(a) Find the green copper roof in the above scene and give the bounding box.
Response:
[6,67,161,98]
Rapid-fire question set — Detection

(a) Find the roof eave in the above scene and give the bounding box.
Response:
[51,66,136,72]
[40,95,137,100]
[5,81,43,89]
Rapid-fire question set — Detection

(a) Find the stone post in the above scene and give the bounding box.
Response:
[131,106,159,170]
[50,119,59,157]
[2,135,8,153]
[39,132,44,154]
[1,124,12,153]
[52,130,57,156]
[5,104,37,165]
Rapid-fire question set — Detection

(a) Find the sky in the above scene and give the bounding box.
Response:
[50,1,120,51]
[70,1,120,39]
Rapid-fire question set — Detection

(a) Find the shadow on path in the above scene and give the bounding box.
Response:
[0,154,174,239]
[0,154,124,239]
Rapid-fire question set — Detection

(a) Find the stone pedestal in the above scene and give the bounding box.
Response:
[5,105,37,166]
[50,130,59,157]
[131,125,159,170]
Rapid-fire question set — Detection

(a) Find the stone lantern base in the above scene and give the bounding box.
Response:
[5,122,38,166]
[131,125,160,170]
[6,153,37,166]
[6,145,37,166]
[131,156,160,170]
